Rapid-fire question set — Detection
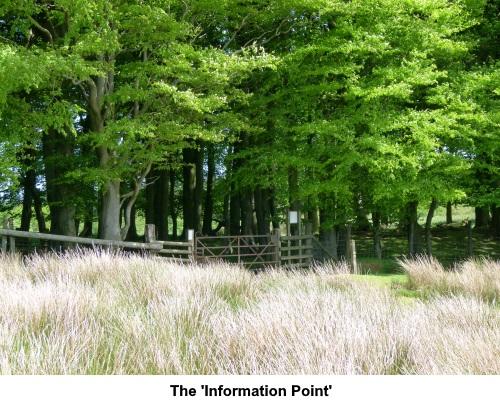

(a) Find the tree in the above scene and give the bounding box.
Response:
[1,0,274,240]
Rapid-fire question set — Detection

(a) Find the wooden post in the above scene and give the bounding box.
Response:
[187,229,195,262]
[144,224,156,243]
[8,217,15,254]
[305,223,313,266]
[0,229,163,251]
[408,222,414,257]
[468,221,473,258]
[345,223,352,260]
[298,214,303,266]
[2,217,7,256]
[350,239,357,274]
[286,210,291,237]
[271,228,281,267]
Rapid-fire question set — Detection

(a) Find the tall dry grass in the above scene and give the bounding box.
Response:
[0,249,499,374]
[400,255,500,302]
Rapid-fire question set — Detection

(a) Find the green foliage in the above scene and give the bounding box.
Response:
[231,0,493,228]
[0,0,499,237]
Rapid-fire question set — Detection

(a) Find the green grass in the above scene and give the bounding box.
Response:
[354,273,407,286]
[354,272,422,301]
[399,255,500,303]
[427,204,474,226]
[357,257,400,274]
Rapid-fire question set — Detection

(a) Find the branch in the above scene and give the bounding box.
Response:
[120,162,152,240]
[222,14,250,51]
[144,175,160,187]
[87,77,102,118]
[120,191,134,206]
[0,36,18,45]
[29,16,53,47]
[189,18,217,44]
[230,17,296,56]
[139,101,151,116]
[71,79,90,104]
[180,0,194,21]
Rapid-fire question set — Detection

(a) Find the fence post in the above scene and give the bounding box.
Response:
[2,217,7,256]
[467,221,473,258]
[144,224,156,243]
[408,222,414,257]
[187,229,195,262]
[345,223,352,260]
[8,217,15,254]
[305,223,313,266]
[350,239,357,274]
[271,228,281,267]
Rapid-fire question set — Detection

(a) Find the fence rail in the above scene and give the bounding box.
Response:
[279,225,314,268]
[194,233,280,269]
[149,239,194,262]
[0,228,163,254]
[6,213,497,271]
[1,219,315,269]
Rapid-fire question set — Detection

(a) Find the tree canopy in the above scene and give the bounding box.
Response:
[1,0,499,243]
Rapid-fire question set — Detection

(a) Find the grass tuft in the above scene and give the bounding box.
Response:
[399,255,500,302]
[0,250,499,374]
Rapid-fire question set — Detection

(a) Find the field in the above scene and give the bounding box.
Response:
[1,250,499,375]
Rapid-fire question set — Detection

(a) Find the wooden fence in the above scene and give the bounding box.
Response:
[194,233,280,269]
[1,217,344,270]
[1,217,163,255]
[276,225,314,268]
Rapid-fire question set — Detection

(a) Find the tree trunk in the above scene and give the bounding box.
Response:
[407,200,420,256]
[194,143,204,233]
[33,187,47,233]
[288,167,299,236]
[491,205,500,238]
[126,204,139,241]
[43,128,76,237]
[230,191,241,235]
[262,189,273,234]
[19,141,38,231]
[255,187,271,243]
[354,194,371,231]
[308,208,320,235]
[202,143,215,235]
[269,188,280,230]
[320,206,338,260]
[98,179,122,240]
[145,169,157,229]
[322,228,339,261]
[223,193,230,236]
[182,147,196,234]
[241,189,254,236]
[372,211,382,259]
[229,146,241,236]
[120,164,151,241]
[169,168,178,239]
[79,220,93,237]
[345,223,352,260]
[76,143,95,238]
[154,169,169,240]
[20,169,35,232]
[446,201,453,224]
[425,198,438,256]
[475,206,490,229]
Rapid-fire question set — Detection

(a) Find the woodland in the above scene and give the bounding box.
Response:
[0,0,499,254]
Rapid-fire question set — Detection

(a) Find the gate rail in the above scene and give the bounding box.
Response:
[195,232,280,269]
[2,219,315,269]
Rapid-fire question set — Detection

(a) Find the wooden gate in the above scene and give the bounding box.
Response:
[194,228,314,269]
[195,233,280,270]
